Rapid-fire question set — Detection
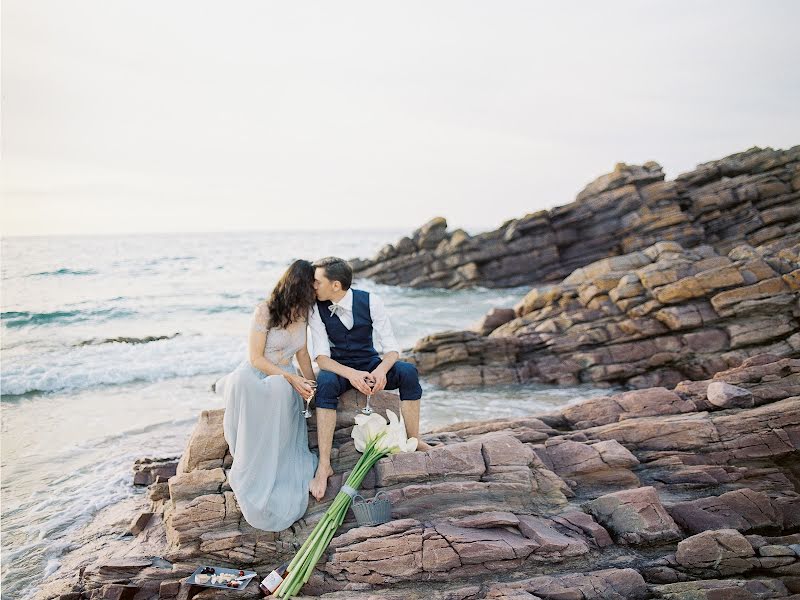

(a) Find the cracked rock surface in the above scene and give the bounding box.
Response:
[35,353,800,600]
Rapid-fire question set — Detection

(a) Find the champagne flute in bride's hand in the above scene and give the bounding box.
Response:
[302,381,317,419]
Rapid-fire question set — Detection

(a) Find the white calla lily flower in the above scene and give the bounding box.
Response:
[351,409,417,454]
[351,412,389,452]
[383,409,418,453]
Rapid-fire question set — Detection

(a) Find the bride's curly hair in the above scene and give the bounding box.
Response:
[268,259,316,329]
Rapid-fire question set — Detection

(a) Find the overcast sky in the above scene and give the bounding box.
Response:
[2,1,799,237]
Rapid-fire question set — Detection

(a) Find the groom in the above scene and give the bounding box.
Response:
[307,256,431,500]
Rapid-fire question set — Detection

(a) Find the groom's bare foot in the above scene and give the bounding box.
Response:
[309,464,334,501]
[416,440,433,452]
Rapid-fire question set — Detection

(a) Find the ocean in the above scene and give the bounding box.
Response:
[0,230,609,598]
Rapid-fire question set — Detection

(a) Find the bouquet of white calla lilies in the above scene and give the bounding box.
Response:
[276,409,417,598]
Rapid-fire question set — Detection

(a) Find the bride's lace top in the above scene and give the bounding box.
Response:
[250,301,308,366]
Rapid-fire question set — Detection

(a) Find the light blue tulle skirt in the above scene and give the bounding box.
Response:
[215,362,318,532]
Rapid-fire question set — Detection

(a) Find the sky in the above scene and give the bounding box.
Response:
[2,1,799,237]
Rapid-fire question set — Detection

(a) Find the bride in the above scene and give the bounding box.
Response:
[214,259,319,532]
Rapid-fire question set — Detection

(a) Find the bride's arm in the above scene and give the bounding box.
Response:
[295,345,315,383]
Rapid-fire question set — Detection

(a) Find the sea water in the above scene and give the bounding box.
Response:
[1,231,608,598]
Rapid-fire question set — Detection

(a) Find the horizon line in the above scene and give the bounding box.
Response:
[0,223,491,241]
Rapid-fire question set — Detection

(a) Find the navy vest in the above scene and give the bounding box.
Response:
[317,289,379,364]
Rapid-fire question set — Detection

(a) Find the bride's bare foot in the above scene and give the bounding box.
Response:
[416,440,433,452]
[309,464,334,501]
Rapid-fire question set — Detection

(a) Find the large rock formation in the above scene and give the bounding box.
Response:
[352,146,799,289]
[410,239,799,389]
[36,354,800,599]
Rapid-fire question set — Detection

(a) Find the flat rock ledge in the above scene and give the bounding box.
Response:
[352,145,799,289]
[410,236,799,389]
[34,354,800,600]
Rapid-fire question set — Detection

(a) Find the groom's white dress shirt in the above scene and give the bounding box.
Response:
[308,289,400,361]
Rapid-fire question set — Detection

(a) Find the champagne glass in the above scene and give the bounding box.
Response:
[362,378,375,415]
[302,381,317,419]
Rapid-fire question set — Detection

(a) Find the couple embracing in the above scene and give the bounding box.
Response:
[214,257,431,532]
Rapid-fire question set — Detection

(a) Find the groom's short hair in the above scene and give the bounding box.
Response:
[313,257,353,290]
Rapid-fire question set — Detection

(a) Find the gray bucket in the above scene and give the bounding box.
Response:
[351,491,392,527]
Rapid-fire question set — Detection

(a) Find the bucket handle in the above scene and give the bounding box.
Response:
[352,492,389,505]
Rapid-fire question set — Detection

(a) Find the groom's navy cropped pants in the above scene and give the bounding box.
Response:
[314,356,422,410]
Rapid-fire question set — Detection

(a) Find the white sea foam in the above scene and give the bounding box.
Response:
[1,334,244,396]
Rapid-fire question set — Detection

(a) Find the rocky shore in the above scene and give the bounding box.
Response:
[29,145,799,600]
[352,146,799,289]
[35,354,799,600]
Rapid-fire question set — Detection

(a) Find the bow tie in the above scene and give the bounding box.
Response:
[328,303,346,317]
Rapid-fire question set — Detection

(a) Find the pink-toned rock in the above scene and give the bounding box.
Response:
[586,412,720,452]
[421,532,462,573]
[473,308,517,335]
[515,515,589,556]
[480,434,535,467]
[425,440,487,478]
[552,511,613,548]
[132,457,178,486]
[654,301,718,331]
[668,489,785,535]
[327,522,424,579]
[540,438,639,489]
[561,395,624,429]
[561,387,696,429]
[585,486,683,545]
[127,512,153,537]
[329,519,422,550]
[710,397,799,461]
[373,451,430,486]
[168,469,225,504]
[706,381,755,409]
[675,529,755,575]
[92,558,153,583]
[591,440,640,469]
[433,522,537,565]
[176,410,228,473]
[451,512,520,529]
[615,387,698,420]
[652,578,789,600]
[94,584,139,600]
[485,567,648,600]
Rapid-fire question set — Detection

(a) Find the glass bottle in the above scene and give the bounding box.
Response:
[259,562,289,596]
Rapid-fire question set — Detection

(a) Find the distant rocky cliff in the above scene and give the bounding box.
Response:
[352,146,799,289]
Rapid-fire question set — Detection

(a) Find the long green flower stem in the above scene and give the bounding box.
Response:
[276,435,391,598]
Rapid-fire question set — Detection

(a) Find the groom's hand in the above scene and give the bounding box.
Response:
[348,370,375,395]
[369,367,388,394]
